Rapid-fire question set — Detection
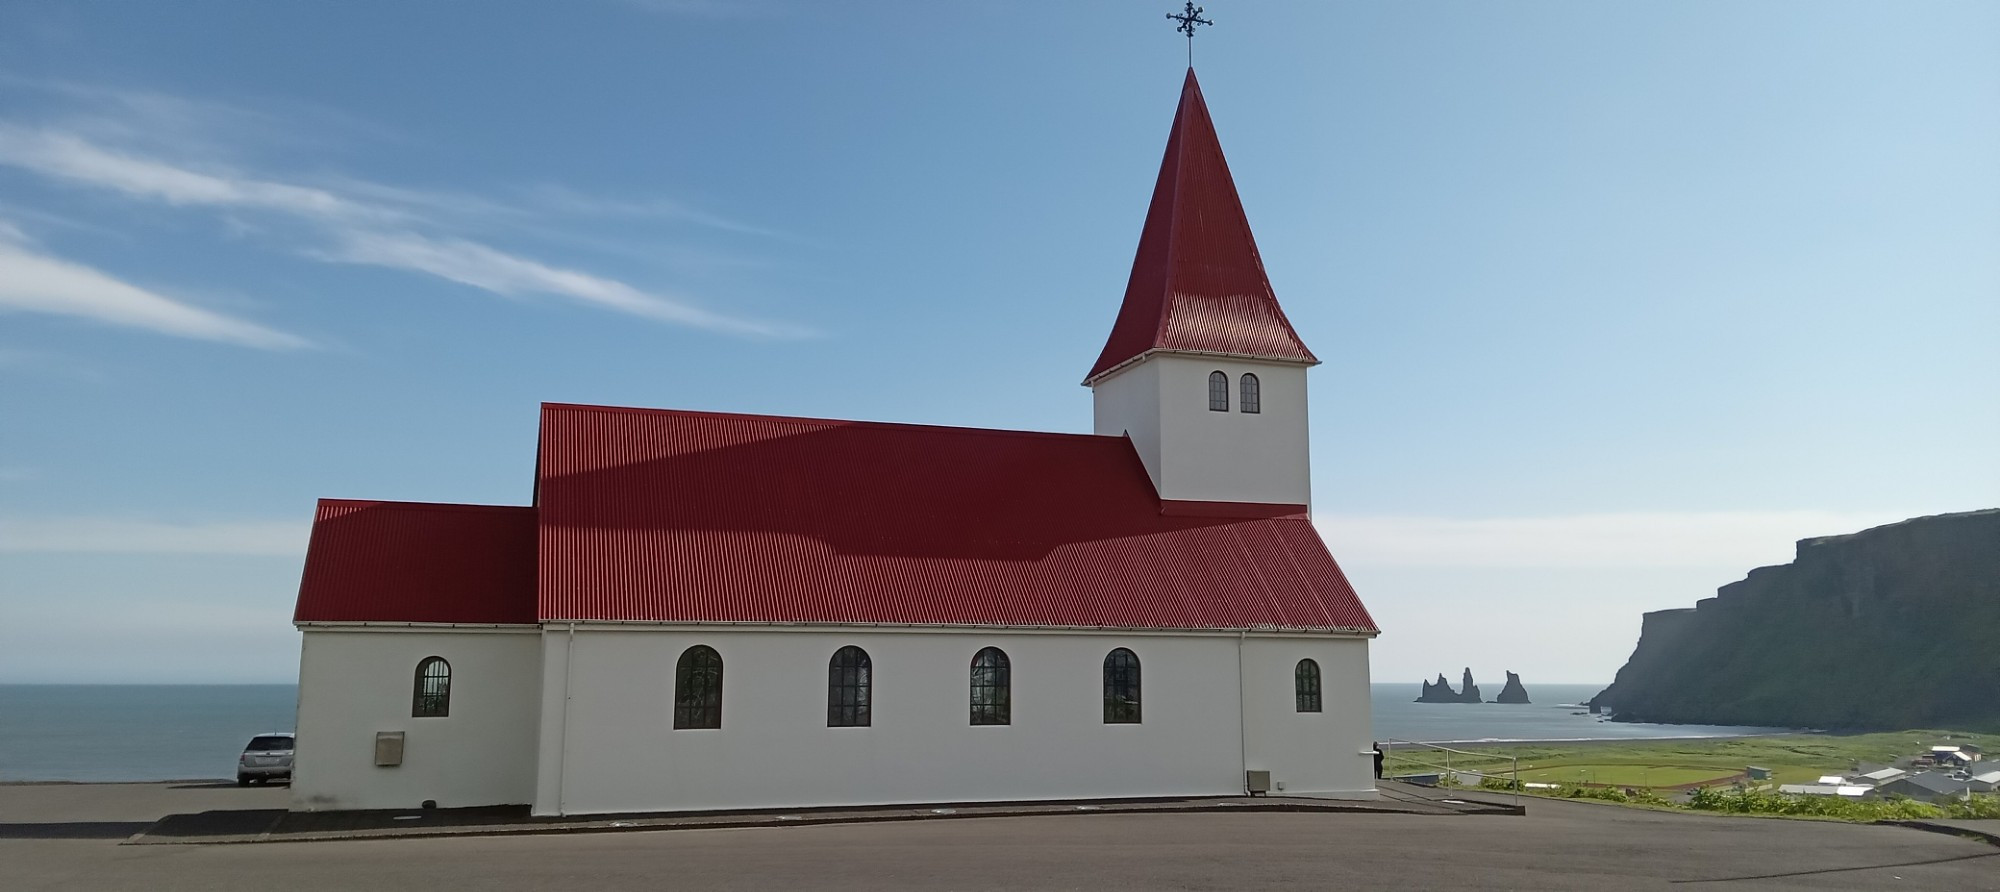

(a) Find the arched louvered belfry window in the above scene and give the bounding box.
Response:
[828,645,872,727]
[1240,373,1262,414]
[412,656,451,717]
[1103,648,1141,724]
[1208,370,1230,411]
[1296,659,1322,713]
[674,645,723,729]
[970,647,1011,725]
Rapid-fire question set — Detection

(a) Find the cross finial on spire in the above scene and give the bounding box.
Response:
[1166,2,1212,67]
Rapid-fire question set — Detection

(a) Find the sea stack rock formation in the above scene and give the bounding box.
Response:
[1495,671,1531,704]
[1416,670,1484,703]
[1417,674,1455,702]
[1591,510,2000,730]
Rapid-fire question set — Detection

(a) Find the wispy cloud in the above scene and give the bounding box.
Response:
[0,125,394,222]
[0,226,310,349]
[0,515,309,555]
[0,95,802,338]
[320,230,803,336]
[0,75,406,158]
[1312,510,1917,570]
[527,184,785,238]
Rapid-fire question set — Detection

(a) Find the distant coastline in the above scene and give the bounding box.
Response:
[1,683,1795,782]
[1378,731,1810,751]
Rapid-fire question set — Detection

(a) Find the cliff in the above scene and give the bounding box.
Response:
[1494,671,1531,704]
[1592,509,2000,731]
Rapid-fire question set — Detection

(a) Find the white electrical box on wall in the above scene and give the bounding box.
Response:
[375,731,406,767]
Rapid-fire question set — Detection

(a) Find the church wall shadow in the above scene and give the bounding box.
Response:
[0,820,153,840]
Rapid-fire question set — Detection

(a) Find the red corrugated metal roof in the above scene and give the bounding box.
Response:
[536,403,1375,632]
[294,499,537,624]
[1086,68,1318,384]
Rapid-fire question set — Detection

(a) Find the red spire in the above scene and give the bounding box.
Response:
[1085,69,1317,384]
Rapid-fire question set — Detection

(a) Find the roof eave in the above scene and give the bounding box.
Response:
[530,618,1381,636]
[1083,347,1321,387]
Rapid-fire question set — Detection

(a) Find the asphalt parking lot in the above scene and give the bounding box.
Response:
[2,783,1995,891]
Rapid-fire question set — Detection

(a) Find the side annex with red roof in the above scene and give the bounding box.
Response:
[289,69,1381,817]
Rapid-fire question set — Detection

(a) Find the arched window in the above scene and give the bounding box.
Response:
[1103,648,1141,724]
[1295,659,1322,713]
[828,645,872,727]
[674,645,723,729]
[1240,373,1261,414]
[412,656,451,717]
[970,647,1011,725]
[1208,371,1229,412]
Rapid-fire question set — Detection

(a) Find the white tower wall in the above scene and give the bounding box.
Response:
[1093,353,1312,506]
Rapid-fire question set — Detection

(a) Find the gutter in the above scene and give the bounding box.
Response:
[557,622,575,817]
[1237,629,1249,793]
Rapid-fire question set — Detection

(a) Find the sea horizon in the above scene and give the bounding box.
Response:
[1,682,1797,783]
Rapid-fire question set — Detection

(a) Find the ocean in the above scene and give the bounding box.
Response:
[1,685,299,783]
[0,683,1791,783]
[1369,683,1795,745]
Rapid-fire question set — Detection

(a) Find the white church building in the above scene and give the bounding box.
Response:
[289,69,1380,816]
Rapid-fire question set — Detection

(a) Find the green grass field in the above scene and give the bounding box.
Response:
[1383,729,2000,791]
[1511,764,1732,788]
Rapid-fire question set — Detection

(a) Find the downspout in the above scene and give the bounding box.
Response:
[557,622,575,816]
[1237,629,1248,792]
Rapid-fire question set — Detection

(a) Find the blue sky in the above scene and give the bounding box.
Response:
[1,2,1994,685]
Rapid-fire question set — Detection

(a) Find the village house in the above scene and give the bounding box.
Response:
[1967,769,2000,794]
[1875,770,1975,803]
[1851,765,1909,787]
[1917,745,1980,769]
[1776,781,1870,800]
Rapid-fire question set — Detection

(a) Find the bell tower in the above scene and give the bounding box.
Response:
[1086,69,1318,508]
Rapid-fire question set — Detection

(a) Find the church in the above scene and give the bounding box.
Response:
[289,68,1380,816]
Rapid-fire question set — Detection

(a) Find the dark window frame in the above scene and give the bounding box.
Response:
[1240,373,1262,414]
[827,645,872,727]
[970,647,1011,725]
[1103,648,1142,724]
[1208,370,1230,412]
[674,645,724,729]
[1295,659,1322,713]
[412,656,451,718]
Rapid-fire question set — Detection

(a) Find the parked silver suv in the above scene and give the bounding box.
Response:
[236,732,294,786]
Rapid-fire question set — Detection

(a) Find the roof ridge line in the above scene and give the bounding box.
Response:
[540,402,1129,445]
[318,498,530,513]
[1152,69,1195,351]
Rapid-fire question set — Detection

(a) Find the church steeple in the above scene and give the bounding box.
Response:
[1088,69,1317,509]
[1084,68,1317,386]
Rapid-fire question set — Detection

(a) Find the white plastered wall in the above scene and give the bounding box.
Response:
[533,627,1373,816]
[291,627,541,811]
[1241,637,1375,796]
[1091,358,1164,487]
[1091,353,1312,506]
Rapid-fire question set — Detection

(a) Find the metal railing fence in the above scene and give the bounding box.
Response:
[1381,739,1522,810]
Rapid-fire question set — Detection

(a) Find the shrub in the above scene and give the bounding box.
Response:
[1559,785,1673,806]
[1686,786,1943,821]
[1941,795,2000,820]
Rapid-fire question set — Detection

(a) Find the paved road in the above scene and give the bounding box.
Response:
[0,781,288,825]
[2,784,1996,891]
